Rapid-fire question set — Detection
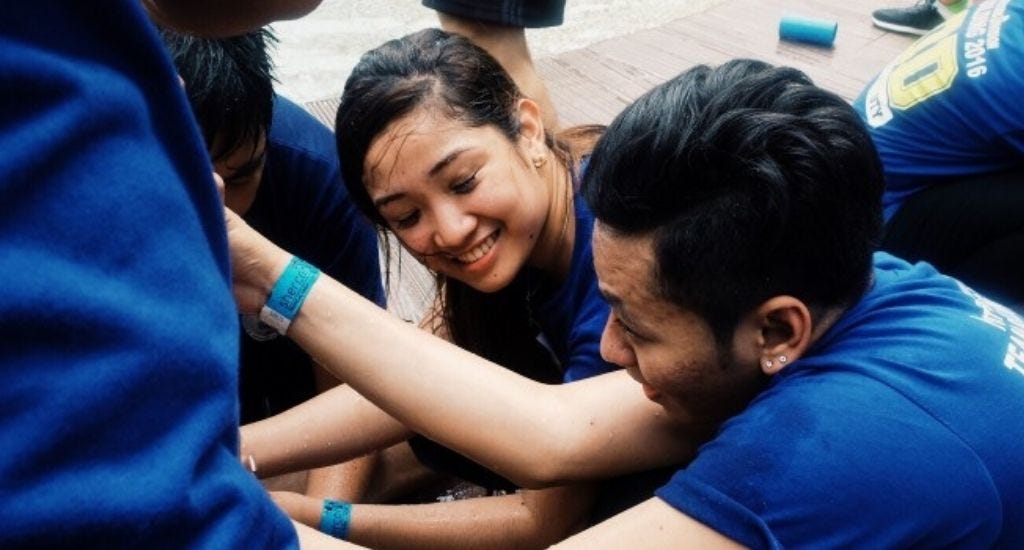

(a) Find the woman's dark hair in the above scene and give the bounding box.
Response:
[335,28,596,378]
[583,59,884,344]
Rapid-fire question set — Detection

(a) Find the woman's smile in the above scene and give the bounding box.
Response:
[446,229,501,276]
[365,102,564,293]
[454,230,499,263]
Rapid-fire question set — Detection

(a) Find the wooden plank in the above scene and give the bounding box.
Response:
[304,96,340,127]
[538,0,914,126]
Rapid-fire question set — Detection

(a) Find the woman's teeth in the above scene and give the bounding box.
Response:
[457,232,497,263]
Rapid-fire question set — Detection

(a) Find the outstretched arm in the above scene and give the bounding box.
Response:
[228,210,699,488]
[278,484,597,549]
[243,383,411,479]
[302,367,381,502]
[241,311,451,482]
[551,498,743,550]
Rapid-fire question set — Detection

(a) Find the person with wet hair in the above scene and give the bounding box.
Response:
[240,29,687,548]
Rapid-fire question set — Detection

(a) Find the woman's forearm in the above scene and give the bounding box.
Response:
[281,485,597,550]
[228,213,697,486]
[242,384,411,478]
[349,485,597,550]
[285,274,695,487]
[304,454,379,502]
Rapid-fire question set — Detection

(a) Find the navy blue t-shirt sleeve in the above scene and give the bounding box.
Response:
[561,288,615,382]
[551,194,618,382]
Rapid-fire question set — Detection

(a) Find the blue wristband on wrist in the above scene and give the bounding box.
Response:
[258,256,320,335]
[319,499,352,540]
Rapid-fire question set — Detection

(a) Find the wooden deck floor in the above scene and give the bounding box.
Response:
[541,0,914,127]
[303,0,916,321]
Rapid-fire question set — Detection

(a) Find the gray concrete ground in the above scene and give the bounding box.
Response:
[271,0,723,104]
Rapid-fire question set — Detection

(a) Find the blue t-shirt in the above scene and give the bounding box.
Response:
[532,191,617,382]
[656,253,1024,548]
[0,3,295,547]
[239,95,384,423]
[854,0,1024,221]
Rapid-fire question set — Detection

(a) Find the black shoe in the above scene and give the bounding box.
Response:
[872,0,944,35]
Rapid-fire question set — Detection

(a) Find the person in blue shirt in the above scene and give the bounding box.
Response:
[228,57,1024,548]
[855,0,1024,307]
[0,0,356,547]
[238,29,689,548]
[159,26,386,502]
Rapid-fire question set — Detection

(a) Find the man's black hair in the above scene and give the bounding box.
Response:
[583,59,884,343]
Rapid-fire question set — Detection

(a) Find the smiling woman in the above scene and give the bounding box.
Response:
[363,104,559,293]
[335,30,606,377]
[235,28,689,550]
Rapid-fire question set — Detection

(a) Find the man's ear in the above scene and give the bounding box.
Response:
[516,98,546,157]
[752,296,814,375]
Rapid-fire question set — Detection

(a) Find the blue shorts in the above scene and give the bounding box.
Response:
[423,0,565,27]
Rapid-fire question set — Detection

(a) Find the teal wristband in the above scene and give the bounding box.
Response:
[258,256,320,335]
[319,499,352,540]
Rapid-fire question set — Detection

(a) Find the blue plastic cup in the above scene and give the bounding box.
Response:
[779,15,838,47]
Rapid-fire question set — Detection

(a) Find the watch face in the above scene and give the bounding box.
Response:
[241,313,279,342]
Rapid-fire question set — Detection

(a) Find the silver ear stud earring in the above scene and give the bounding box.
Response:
[778,355,788,364]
